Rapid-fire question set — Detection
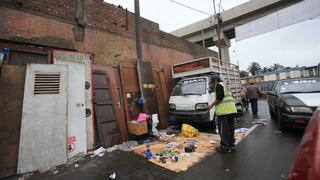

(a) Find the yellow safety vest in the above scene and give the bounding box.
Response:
[215,82,237,116]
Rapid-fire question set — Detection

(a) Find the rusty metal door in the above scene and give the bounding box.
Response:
[92,66,124,148]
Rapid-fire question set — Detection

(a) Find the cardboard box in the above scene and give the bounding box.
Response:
[127,121,148,135]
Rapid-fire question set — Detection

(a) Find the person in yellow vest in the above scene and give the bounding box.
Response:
[208,75,237,153]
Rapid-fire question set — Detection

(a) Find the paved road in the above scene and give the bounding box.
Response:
[22,100,303,180]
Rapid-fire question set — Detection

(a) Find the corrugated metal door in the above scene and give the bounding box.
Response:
[92,69,121,147]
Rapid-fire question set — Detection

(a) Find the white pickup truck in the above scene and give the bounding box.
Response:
[168,56,241,125]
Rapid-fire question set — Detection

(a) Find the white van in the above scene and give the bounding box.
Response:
[168,57,241,125]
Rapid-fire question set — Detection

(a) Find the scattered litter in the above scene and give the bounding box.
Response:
[159,134,175,143]
[225,168,230,172]
[18,173,33,180]
[235,128,250,133]
[92,147,108,158]
[137,113,150,122]
[252,119,267,126]
[274,130,282,134]
[117,141,138,151]
[109,172,116,179]
[98,153,105,157]
[180,152,191,157]
[281,174,286,178]
[74,163,79,168]
[210,140,216,144]
[107,145,119,152]
[67,152,85,164]
[166,126,181,134]
[52,170,59,175]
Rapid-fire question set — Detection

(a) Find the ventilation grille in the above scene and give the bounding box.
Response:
[34,73,60,95]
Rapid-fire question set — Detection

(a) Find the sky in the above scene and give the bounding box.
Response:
[104,0,320,71]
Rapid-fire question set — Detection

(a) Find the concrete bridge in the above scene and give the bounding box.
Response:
[170,0,303,62]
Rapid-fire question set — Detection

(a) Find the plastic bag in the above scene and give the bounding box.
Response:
[181,124,199,138]
[137,113,150,122]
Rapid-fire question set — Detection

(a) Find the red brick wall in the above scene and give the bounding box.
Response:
[0,0,217,58]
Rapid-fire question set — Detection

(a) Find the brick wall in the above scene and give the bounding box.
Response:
[0,0,216,57]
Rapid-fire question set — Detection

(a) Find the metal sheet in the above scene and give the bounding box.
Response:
[53,50,94,152]
[17,64,68,174]
[0,65,26,178]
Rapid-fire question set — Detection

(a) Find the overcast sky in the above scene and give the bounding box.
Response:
[105,0,320,71]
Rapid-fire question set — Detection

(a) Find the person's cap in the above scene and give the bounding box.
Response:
[210,75,221,82]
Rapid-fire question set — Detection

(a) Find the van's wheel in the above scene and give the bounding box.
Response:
[277,109,286,131]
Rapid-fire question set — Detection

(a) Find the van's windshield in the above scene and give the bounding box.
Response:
[172,78,206,96]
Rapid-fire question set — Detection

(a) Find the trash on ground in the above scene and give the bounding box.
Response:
[225,168,230,172]
[92,147,107,158]
[159,134,175,143]
[180,152,191,157]
[74,163,79,168]
[67,152,86,164]
[274,130,282,134]
[210,139,216,144]
[107,145,119,152]
[52,170,59,175]
[235,128,250,133]
[117,141,138,151]
[252,119,267,126]
[181,124,200,137]
[18,173,33,180]
[109,172,116,179]
[166,126,181,134]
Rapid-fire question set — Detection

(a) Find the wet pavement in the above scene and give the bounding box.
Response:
[9,100,303,180]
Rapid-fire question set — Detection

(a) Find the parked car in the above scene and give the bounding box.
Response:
[288,106,320,180]
[267,78,320,130]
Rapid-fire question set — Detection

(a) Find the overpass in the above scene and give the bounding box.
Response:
[170,0,303,62]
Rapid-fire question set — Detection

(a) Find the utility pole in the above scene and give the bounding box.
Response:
[134,0,145,100]
[213,0,222,62]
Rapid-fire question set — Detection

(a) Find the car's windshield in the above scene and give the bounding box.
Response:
[280,79,320,93]
[172,78,206,96]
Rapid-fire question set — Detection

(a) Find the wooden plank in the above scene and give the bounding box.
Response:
[0,65,26,178]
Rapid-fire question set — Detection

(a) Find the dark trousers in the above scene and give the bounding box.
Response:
[217,114,235,147]
[250,98,258,114]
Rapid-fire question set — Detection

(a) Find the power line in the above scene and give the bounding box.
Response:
[168,0,212,16]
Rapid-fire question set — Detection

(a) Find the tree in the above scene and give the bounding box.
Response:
[261,67,272,73]
[270,63,285,71]
[247,62,262,76]
[240,70,249,78]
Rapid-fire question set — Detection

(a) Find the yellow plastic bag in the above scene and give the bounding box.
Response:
[181,124,199,138]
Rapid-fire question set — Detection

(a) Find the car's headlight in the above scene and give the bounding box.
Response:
[291,107,313,113]
[195,103,208,110]
[169,103,176,110]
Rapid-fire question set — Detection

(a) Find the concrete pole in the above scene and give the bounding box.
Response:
[134,0,145,100]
